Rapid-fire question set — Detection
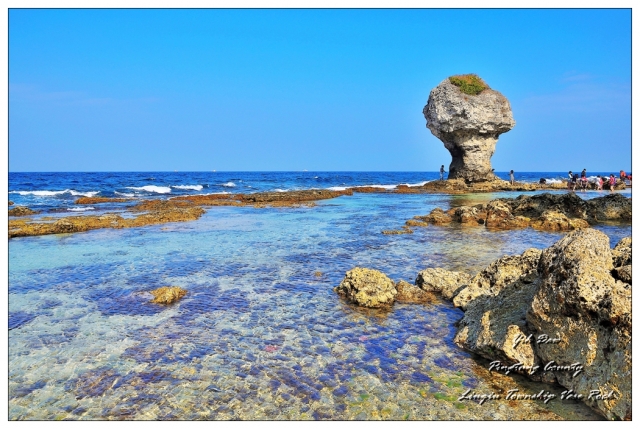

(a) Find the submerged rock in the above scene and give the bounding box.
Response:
[445,230,631,420]
[395,280,433,304]
[150,286,187,304]
[415,268,470,300]
[74,197,131,204]
[424,75,515,182]
[334,267,397,308]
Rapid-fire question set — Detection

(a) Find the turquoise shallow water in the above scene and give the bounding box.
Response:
[8,190,631,420]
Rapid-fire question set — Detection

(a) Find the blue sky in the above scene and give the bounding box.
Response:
[9,9,631,172]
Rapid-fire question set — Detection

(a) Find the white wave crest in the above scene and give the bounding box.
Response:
[126,186,172,194]
[187,192,230,196]
[403,181,429,187]
[221,182,236,187]
[172,185,204,191]
[327,184,399,191]
[115,191,136,197]
[10,189,99,197]
[67,207,95,211]
[70,190,100,197]
[274,189,288,192]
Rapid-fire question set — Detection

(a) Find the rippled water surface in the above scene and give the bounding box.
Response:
[9,190,630,420]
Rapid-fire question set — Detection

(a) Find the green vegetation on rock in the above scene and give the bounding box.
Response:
[449,74,488,95]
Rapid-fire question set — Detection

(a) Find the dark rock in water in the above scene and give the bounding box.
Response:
[462,377,479,389]
[433,356,455,370]
[67,368,121,399]
[410,371,433,383]
[9,312,37,330]
[332,385,349,397]
[11,380,46,398]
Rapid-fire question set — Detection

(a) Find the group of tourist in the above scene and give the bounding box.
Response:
[566,169,631,192]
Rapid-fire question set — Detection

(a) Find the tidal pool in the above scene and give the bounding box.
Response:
[8,191,629,420]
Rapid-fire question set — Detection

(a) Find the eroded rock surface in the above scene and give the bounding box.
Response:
[423,76,515,182]
[395,280,434,304]
[453,249,542,310]
[412,193,630,232]
[446,230,631,420]
[334,267,397,308]
[415,268,470,300]
[150,286,187,304]
[8,206,39,217]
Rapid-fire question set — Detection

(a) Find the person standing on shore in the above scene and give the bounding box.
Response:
[567,171,573,190]
[439,165,445,181]
[597,175,603,191]
[609,174,616,191]
[509,170,515,185]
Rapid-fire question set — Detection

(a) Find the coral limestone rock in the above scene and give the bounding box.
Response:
[453,248,542,310]
[334,267,397,308]
[8,206,39,217]
[527,230,631,420]
[395,280,434,304]
[450,230,631,420]
[415,268,470,300]
[150,286,187,304]
[424,75,515,182]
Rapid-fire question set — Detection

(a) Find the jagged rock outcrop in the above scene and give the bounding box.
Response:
[423,76,515,182]
[611,237,632,284]
[415,268,470,300]
[453,248,542,310]
[334,267,397,308]
[412,193,630,232]
[448,230,631,420]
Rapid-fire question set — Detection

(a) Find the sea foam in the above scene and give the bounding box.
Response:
[10,189,99,197]
[67,207,95,212]
[172,185,204,191]
[126,186,172,194]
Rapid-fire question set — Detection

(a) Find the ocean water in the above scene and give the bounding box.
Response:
[8,172,632,420]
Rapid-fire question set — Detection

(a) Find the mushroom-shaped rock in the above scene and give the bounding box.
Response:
[424,75,515,182]
[334,267,397,308]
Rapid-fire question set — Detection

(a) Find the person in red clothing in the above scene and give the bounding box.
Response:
[609,174,617,191]
[620,170,627,181]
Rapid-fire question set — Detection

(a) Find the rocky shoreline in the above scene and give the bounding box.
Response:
[387,193,631,234]
[335,229,631,420]
[7,182,627,239]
